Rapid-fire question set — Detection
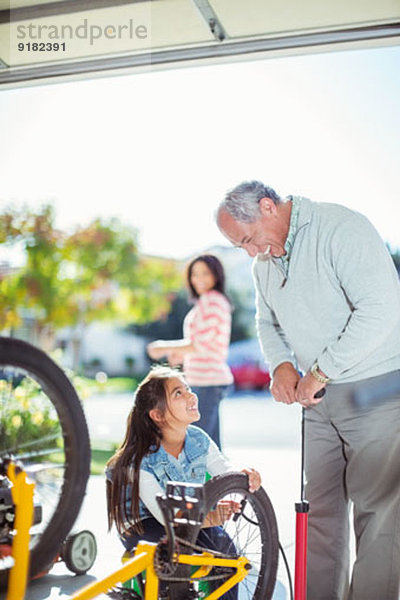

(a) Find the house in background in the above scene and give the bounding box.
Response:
[59,322,150,378]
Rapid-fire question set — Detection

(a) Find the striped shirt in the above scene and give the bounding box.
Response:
[183,290,233,387]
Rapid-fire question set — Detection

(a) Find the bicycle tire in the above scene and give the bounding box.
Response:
[0,336,91,579]
[202,472,279,600]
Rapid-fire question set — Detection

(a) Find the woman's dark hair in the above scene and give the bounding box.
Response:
[106,366,180,535]
[186,254,227,301]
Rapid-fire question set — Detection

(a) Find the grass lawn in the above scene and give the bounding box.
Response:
[91,446,118,475]
[73,375,140,399]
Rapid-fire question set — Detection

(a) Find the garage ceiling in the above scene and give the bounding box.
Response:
[0,0,399,88]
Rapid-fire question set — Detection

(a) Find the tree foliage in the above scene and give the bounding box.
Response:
[0,204,182,346]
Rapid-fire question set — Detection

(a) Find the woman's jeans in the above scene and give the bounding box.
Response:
[121,517,238,600]
[191,384,230,449]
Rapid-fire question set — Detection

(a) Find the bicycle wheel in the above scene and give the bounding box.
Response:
[0,336,91,579]
[202,472,279,600]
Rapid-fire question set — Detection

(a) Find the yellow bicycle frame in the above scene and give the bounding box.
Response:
[5,462,252,600]
[4,462,35,600]
[71,540,251,600]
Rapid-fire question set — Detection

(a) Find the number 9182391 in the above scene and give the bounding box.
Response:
[18,42,66,51]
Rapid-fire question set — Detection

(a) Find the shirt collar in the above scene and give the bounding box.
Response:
[280,196,300,273]
[147,427,205,464]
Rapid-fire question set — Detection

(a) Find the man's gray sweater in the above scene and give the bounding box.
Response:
[252,197,400,383]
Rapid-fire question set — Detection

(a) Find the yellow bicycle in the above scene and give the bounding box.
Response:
[70,474,279,600]
[4,464,279,599]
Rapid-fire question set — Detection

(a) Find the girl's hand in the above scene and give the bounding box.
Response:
[241,467,261,493]
[203,500,241,527]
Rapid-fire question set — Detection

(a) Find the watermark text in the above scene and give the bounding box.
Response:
[16,19,148,46]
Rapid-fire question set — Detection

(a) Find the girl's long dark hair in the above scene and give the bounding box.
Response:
[106,366,177,535]
[186,254,228,301]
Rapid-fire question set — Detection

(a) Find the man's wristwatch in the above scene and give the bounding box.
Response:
[310,362,331,384]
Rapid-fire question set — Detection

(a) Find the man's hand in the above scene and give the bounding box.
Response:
[270,362,301,404]
[295,371,326,407]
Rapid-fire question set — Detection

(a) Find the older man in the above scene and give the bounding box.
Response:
[216,180,400,600]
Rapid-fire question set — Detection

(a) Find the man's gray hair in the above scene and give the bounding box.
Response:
[220,180,281,223]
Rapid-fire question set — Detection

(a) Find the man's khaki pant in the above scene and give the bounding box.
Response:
[305,372,400,600]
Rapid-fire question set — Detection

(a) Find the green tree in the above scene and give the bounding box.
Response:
[0,204,181,362]
[0,204,65,342]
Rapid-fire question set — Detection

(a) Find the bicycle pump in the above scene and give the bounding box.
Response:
[294,388,325,600]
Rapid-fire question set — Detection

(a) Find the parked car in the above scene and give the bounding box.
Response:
[228,339,271,391]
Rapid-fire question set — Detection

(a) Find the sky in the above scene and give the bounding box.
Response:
[1,43,400,260]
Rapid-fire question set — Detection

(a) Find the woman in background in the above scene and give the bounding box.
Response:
[147,254,233,449]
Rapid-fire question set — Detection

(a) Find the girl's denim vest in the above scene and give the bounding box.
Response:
[124,425,210,523]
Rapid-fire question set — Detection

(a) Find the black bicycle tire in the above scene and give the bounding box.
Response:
[203,472,279,600]
[0,336,91,579]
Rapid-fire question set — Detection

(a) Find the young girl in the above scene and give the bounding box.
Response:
[147,254,233,449]
[106,366,261,599]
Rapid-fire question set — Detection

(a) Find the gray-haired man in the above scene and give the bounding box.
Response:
[217,180,400,600]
